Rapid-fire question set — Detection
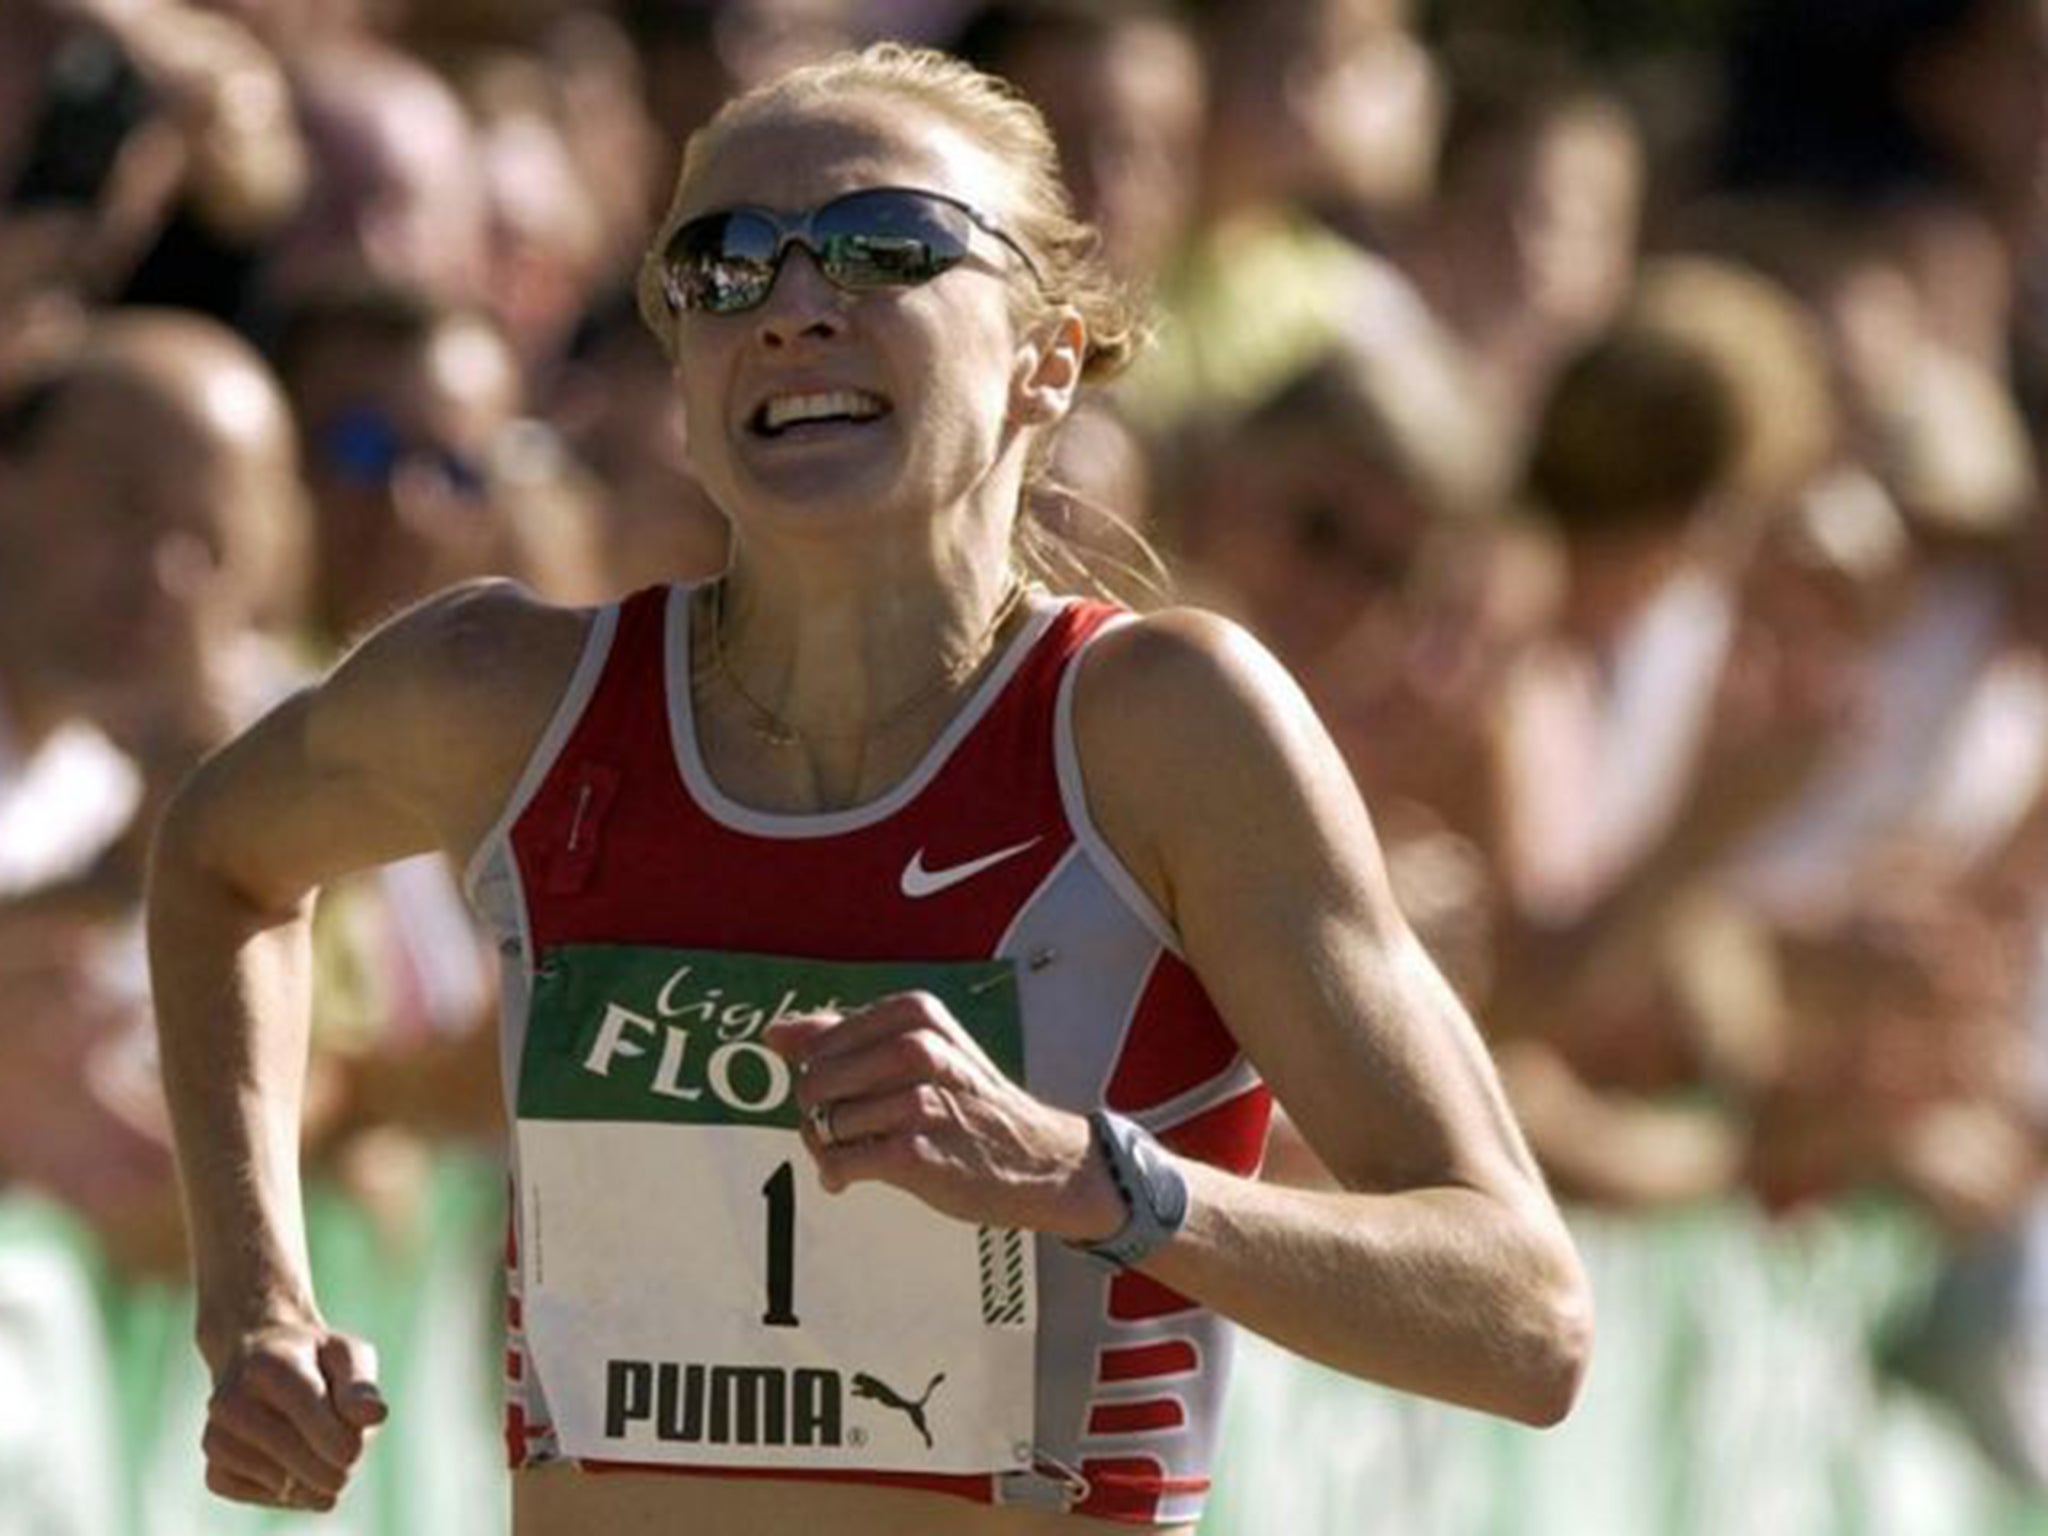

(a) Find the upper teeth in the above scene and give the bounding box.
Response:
[761,390,886,432]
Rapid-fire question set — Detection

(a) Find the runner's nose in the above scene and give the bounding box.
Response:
[756,247,847,349]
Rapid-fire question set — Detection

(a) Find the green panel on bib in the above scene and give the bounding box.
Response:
[519,945,1023,1129]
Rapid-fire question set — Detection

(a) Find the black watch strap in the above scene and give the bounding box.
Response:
[1068,1108,1189,1270]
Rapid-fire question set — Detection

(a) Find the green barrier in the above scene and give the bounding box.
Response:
[1202,1199,2048,1536]
[90,1151,509,1535]
[0,1193,122,1536]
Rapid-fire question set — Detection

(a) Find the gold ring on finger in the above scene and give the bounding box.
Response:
[809,1100,837,1147]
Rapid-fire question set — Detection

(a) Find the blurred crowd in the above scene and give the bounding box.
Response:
[6,0,2048,1528]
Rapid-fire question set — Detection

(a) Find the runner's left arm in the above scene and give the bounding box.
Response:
[770,609,1591,1427]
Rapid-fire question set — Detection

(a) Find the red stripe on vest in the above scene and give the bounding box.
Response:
[1088,1398,1187,1435]
[1098,1339,1200,1383]
[1103,956,1242,1114]
[1160,1087,1275,1179]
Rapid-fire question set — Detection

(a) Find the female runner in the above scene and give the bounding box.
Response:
[148,44,1590,1535]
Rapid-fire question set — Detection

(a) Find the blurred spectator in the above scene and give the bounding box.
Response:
[550,290,731,591]
[1689,193,2035,572]
[1395,43,1646,447]
[462,48,618,373]
[954,0,1207,286]
[619,0,854,203]
[258,282,548,1240]
[1718,500,2047,1241]
[0,309,312,1277]
[1178,334,1505,698]
[1175,330,1512,998]
[1501,256,1838,927]
[0,309,305,799]
[264,38,489,312]
[270,278,595,1194]
[1194,0,1441,238]
[1877,630,2048,1487]
[0,0,307,328]
[1124,0,1446,433]
[1488,257,1840,1209]
[530,11,668,285]
[1720,0,2048,251]
[1713,0,2048,390]
[270,282,603,646]
[0,304,498,1536]
[1720,530,2041,933]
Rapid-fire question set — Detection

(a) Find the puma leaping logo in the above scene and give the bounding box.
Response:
[851,1371,945,1449]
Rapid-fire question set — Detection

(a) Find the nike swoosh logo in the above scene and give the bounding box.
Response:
[900,837,1043,899]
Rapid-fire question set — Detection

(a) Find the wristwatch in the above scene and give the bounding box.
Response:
[1069,1108,1189,1270]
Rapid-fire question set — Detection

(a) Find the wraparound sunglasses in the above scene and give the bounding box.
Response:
[658,186,1043,316]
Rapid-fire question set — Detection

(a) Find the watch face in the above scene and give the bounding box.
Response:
[1138,1136,1191,1228]
[1080,1110,1188,1269]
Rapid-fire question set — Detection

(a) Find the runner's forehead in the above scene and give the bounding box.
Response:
[678,97,1014,221]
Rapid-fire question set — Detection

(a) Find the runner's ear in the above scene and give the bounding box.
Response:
[1012,310,1085,428]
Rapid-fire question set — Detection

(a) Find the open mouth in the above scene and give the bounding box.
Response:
[749,388,892,439]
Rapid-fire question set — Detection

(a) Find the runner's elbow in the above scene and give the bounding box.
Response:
[1502,1253,1594,1428]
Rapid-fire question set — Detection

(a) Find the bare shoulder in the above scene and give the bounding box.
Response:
[1070,606,1388,932]
[158,581,607,906]
[309,579,600,850]
[315,579,590,743]
[1073,605,1329,762]
[343,574,587,678]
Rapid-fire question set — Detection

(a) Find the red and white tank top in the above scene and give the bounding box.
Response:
[464,584,1272,1526]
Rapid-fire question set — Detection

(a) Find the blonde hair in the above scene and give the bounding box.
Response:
[637,43,1142,382]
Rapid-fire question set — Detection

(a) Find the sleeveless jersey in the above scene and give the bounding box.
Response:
[464,585,1273,1526]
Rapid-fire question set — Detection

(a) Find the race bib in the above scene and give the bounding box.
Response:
[514,946,1037,1475]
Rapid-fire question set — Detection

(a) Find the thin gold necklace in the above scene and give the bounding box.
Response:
[702,574,1034,749]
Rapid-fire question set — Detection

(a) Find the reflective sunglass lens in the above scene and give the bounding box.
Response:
[665,211,779,314]
[815,191,970,287]
[819,231,937,286]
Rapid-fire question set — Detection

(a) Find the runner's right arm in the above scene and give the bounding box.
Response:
[147,579,586,1507]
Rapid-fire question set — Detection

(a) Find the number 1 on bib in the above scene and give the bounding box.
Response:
[762,1160,799,1327]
